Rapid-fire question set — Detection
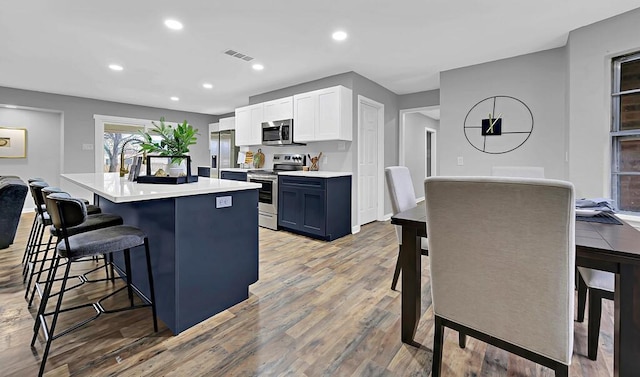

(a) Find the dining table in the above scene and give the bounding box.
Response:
[391,204,640,377]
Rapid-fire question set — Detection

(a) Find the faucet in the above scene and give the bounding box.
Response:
[119,138,139,177]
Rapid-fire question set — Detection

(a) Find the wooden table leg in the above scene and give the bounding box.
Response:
[401,227,421,344]
[614,264,640,377]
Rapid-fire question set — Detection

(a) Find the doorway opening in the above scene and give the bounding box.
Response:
[399,106,439,202]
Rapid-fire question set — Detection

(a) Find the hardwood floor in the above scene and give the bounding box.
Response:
[0,213,613,376]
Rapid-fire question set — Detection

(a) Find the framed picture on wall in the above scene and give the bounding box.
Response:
[0,127,27,158]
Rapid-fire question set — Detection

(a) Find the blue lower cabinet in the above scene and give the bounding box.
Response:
[278,175,351,241]
[220,171,247,181]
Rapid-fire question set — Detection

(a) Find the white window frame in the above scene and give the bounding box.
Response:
[611,53,640,214]
[94,115,179,173]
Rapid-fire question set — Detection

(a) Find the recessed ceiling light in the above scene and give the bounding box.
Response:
[164,19,183,30]
[170,96,180,101]
[252,64,264,71]
[202,83,213,89]
[5,105,17,109]
[108,64,124,71]
[332,30,348,41]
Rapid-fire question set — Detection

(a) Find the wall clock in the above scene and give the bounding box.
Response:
[463,95,534,154]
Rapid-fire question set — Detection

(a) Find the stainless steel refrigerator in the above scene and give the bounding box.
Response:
[210,130,239,178]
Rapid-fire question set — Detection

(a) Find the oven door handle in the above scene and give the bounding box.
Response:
[249,176,277,181]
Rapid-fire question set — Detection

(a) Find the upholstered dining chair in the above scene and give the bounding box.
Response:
[576,267,614,360]
[425,176,575,377]
[491,166,612,361]
[384,166,428,290]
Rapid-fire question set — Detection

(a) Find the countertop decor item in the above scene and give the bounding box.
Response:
[253,148,264,168]
[308,152,322,171]
[138,117,198,165]
[244,150,254,167]
[136,156,198,184]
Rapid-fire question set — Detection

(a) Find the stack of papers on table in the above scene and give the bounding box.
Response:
[575,198,615,213]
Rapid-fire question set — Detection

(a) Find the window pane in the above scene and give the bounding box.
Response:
[103,132,141,173]
[618,175,640,212]
[620,59,640,91]
[620,93,640,130]
[619,138,640,171]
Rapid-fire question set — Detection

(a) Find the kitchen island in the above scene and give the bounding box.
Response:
[61,173,261,334]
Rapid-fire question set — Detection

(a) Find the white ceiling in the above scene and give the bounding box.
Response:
[1,1,639,115]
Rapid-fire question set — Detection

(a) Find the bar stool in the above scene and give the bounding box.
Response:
[21,179,50,266]
[22,181,52,279]
[32,193,158,377]
[26,188,124,306]
[23,183,105,293]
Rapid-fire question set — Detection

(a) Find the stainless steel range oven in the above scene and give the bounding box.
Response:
[247,153,305,230]
[247,171,278,229]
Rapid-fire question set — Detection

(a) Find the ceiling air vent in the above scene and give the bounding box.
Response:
[224,49,254,62]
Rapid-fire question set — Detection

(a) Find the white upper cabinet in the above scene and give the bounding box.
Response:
[218,116,235,131]
[293,91,315,142]
[235,104,263,146]
[293,85,352,142]
[263,96,293,122]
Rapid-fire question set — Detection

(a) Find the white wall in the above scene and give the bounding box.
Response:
[440,48,567,178]
[0,107,62,210]
[403,113,438,199]
[568,7,640,198]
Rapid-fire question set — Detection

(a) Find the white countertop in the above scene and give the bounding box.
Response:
[62,173,261,203]
[278,171,352,178]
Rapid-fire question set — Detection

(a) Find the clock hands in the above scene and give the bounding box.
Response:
[486,112,502,134]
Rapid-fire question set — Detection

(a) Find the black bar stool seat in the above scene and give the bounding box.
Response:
[58,225,145,260]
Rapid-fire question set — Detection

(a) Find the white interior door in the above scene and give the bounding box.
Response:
[358,100,379,225]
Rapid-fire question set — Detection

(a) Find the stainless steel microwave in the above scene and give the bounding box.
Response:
[262,119,297,146]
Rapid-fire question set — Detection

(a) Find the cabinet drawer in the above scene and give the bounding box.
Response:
[279,176,325,189]
[220,171,247,181]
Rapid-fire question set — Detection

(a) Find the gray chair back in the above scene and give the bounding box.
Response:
[424,176,575,365]
[385,166,418,244]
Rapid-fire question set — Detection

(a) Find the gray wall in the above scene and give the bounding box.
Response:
[0,86,218,175]
[440,48,567,178]
[568,7,640,198]
[0,107,62,210]
[398,90,440,111]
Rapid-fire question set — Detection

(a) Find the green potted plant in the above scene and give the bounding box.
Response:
[139,117,198,176]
